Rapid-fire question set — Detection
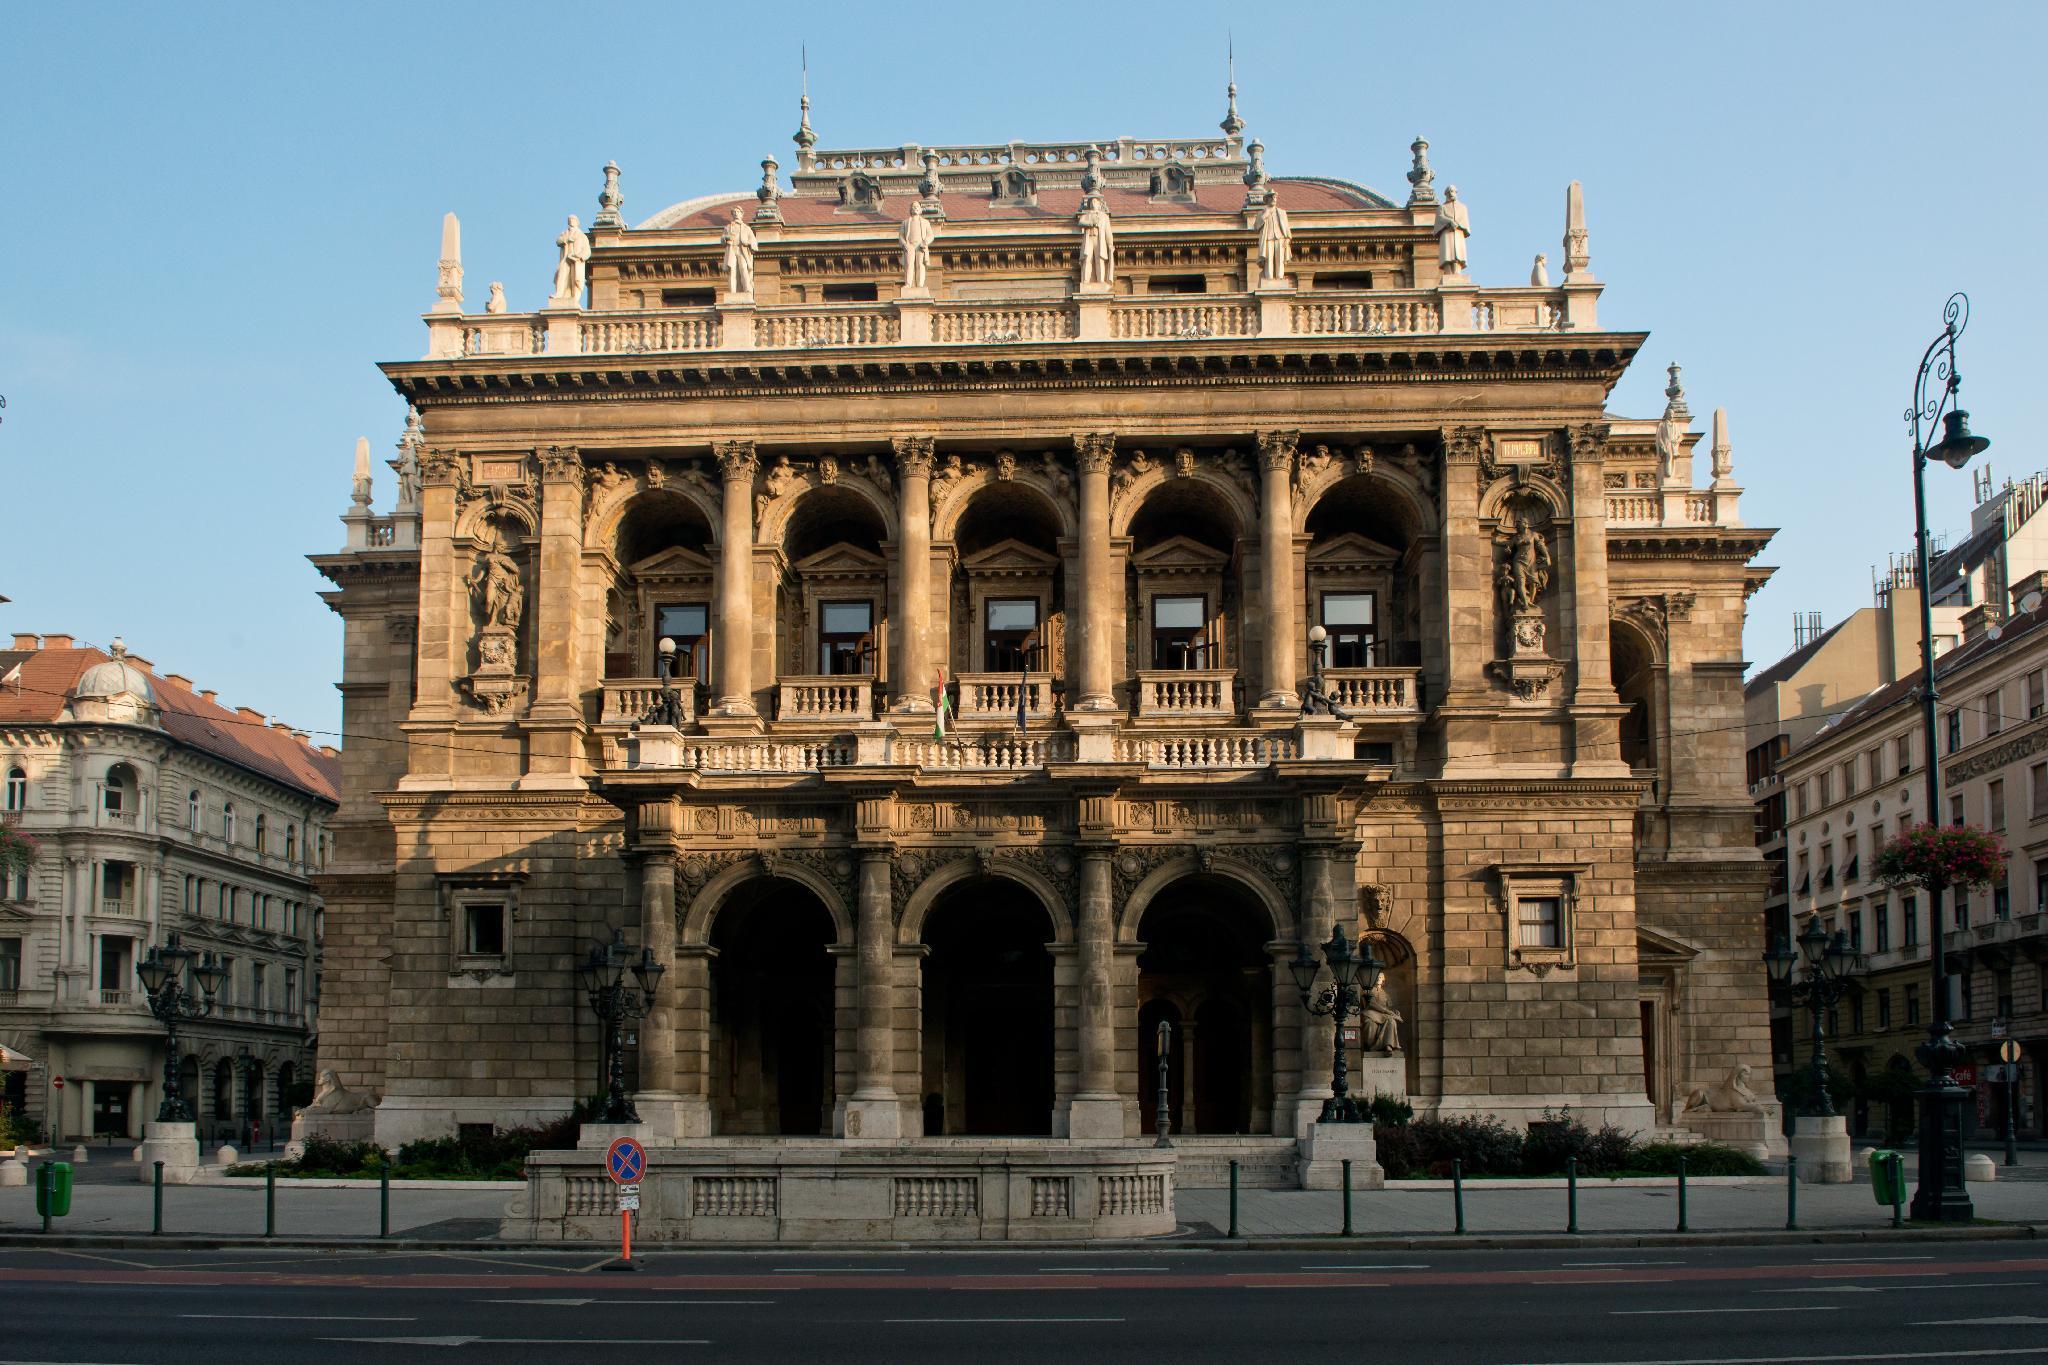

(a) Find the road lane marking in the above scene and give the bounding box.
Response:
[1612,1307,1839,1316]
[1913,1317,2048,1327]
[1526,1349,2048,1364]
[1563,1260,1688,1267]
[323,1338,708,1347]
[1034,1267,1170,1273]
[183,1314,415,1322]
[772,1267,905,1273]
[885,1318,1123,1324]
[1756,1286,1882,1294]
[477,1298,773,1306]
[1812,1255,1937,1263]
[1298,1263,1431,1270]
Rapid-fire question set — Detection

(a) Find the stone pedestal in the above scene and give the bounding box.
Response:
[1353,1053,1407,1106]
[1788,1114,1853,1183]
[628,723,684,770]
[0,1155,27,1187]
[136,1120,201,1185]
[460,624,528,715]
[842,1096,906,1140]
[1964,1152,1998,1183]
[1487,607,1565,703]
[634,1094,712,1142]
[896,294,933,345]
[1296,1119,1384,1191]
[540,303,581,355]
[1295,714,1359,760]
[719,300,756,350]
[1076,293,1111,341]
[1676,1105,1785,1161]
[1254,285,1296,337]
[1061,1096,1126,1140]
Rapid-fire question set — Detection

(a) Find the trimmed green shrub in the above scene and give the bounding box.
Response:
[1368,1093,1414,1127]
[1628,1141,1764,1176]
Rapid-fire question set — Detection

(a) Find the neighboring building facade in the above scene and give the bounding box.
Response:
[0,635,338,1143]
[1776,594,2048,1141]
[312,107,1777,1163]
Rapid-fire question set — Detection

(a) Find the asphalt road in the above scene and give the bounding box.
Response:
[3,1241,2047,1363]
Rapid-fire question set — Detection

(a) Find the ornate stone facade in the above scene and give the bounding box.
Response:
[311,115,1776,1159]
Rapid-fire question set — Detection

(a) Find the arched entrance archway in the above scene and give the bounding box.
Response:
[710,879,839,1135]
[921,878,1056,1135]
[1135,878,1274,1135]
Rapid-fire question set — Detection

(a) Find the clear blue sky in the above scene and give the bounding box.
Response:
[4,1,2043,741]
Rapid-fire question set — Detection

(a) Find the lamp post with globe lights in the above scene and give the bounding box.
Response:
[577,930,666,1124]
[135,934,225,1123]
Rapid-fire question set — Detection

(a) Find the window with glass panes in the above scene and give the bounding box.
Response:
[1986,687,2004,735]
[1946,710,1961,752]
[1897,733,1914,775]
[1954,886,1969,929]
[1990,779,2006,830]
[5,768,26,811]
[1906,984,1921,1024]
[1849,909,1864,950]
[1875,902,1891,952]
[2031,669,2046,719]
[1851,995,1865,1034]
[984,598,1039,671]
[1321,592,1378,667]
[1516,895,1564,948]
[655,603,711,683]
[1878,988,1892,1029]
[1149,595,1208,669]
[1995,884,2011,920]
[0,937,19,992]
[1904,895,1919,945]
[817,601,874,675]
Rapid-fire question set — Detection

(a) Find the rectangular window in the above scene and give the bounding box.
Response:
[1906,984,1921,1025]
[1875,902,1892,953]
[1819,772,1833,805]
[1818,844,1834,888]
[1796,783,1810,817]
[1904,895,1919,946]
[1842,760,1858,798]
[1995,885,2011,921]
[98,935,130,993]
[821,281,879,303]
[655,604,711,683]
[1144,274,1208,294]
[1851,995,1865,1035]
[284,969,299,1016]
[1844,834,1859,883]
[3,769,23,811]
[2035,763,2048,818]
[1950,794,1966,827]
[2030,670,2046,719]
[1897,733,1914,776]
[983,598,1040,672]
[1954,886,1969,929]
[1516,895,1564,948]
[1990,778,2007,831]
[1946,709,1962,752]
[1952,973,1973,1022]
[659,287,714,307]
[1868,748,1883,789]
[463,903,508,958]
[1848,909,1864,951]
[1986,688,2003,736]
[817,600,875,676]
[1321,592,1378,668]
[1150,595,1209,669]
[0,937,19,992]
[2039,866,2048,917]
[1878,988,1892,1030]
[251,962,267,1011]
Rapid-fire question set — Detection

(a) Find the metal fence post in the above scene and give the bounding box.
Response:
[380,1166,391,1239]
[1676,1155,1688,1233]
[1785,1154,1799,1231]
[264,1165,276,1238]
[1566,1156,1579,1233]
[38,1162,51,1235]
[1227,1160,1239,1239]
[152,1160,164,1236]
[1341,1159,1354,1237]
[1452,1159,1465,1235]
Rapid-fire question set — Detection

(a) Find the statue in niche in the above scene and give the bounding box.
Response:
[1077,196,1116,289]
[1359,980,1403,1053]
[468,538,525,630]
[1255,200,1292,287]
[721,207,758,295]
[900,206,938,292]
[1435,186,1471,276]
[1494,509,1552,614]
[551,215,591,303]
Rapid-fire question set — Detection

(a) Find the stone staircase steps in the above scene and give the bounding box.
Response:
[1169,1137,1300,1189]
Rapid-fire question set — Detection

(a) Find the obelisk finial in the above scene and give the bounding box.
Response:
[1221,36,1244,139]
[793,45,817,170]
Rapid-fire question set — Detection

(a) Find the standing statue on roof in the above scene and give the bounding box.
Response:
[722,207,759,296]
[1255,200,1292,288]
[1435,186,1471,277]
[900,205,938,293]
[1077,196,1116,290]
[550,215,591,304]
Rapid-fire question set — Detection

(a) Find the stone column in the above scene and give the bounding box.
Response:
[1257,430,1302,709]
[523,445,586,786]
[846,847,902,1138]
[891,437,936,713]
[637,855,679,1095]
[1065,846,1123,1137]
[1292,843,1339,1134]
[1072,434,1119,711]
[712,441,759,718]
[1566,423,1629,774]
[412,452,463,725]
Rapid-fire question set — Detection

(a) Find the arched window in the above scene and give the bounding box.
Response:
[187,789,201,834]
[222,803,236,846]
[4,767,24,811]
[254,813,267,855]
[284,825,296,863]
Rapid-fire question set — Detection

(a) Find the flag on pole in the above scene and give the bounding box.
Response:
[1015,629,1037,732]
[933,667,952,741]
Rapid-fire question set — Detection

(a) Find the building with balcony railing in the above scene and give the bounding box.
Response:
[0,635,336,1142]
[308,99,1777,1165]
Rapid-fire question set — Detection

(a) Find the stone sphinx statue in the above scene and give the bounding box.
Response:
[1680,1064,1768,1115]
[304,1068,374,1116]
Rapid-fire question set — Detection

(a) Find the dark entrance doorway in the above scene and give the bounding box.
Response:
[92,1083,128,1137]
[710,880,838,1136]
[1136,880,1272,1134]
[922,880,1055,1136]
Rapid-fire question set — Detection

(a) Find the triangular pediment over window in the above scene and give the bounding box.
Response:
[1131,535,1230,573]
[1307,531,1401,572]
[629,544,715,579]
[795,543,887,577]
[1636,924,1701,967]
[963,539,1060,576]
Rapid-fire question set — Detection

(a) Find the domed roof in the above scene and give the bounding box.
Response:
[73,638,154,704]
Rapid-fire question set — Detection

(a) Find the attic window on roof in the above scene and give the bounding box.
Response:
[1315,273,1375,290]
[1145,275,1207,295]
[822,282,879,303]
[661,288,714,307]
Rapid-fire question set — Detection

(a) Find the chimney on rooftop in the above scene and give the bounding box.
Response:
[2012,570,2048,616]
[234,706,266,724]
[1960,602,2000,644]
[126,654,153,672]
[162,673,193,689]
[42,634,75,649]
[199,689,219,703]
[318,745,340,758]
[10,634,38,650]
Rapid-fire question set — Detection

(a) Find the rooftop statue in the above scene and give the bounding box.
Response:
[1255,200,1292,287]
[722,207,759,296]
[1435,186,1471,277]
[900,206,938,293]
[485,282,508,314]
[550,215,591,305]
[1077,196,1116,290]
[1530,253,1549,288]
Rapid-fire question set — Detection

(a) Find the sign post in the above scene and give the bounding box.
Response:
[602,1136,646,1271]
[1999,1039,2023,1168]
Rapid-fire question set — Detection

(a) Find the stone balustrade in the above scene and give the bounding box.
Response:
[892,733,1076,770]
[776,675,875,722]
[933,304,1077,344]
[1289,295,1441,336]
[1605,488,1743,529]
[600,678,696,728]
[579,310,721,354]
[684,738,857,773]
[1323,667,1423,714]
[804,136,1236,174]
[955,672,1057,722]
[1135,668,1237,718]
[1108,299,1257,340]
[1114,731,1298,768]
[755,306,900,348]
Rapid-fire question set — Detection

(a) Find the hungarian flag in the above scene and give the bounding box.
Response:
[933,667,952,741]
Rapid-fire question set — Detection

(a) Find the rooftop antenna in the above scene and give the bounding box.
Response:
[793,44,817,169]
[1220,35,1244,139]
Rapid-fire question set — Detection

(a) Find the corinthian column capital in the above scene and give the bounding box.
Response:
[536,445,582,481]
[1072,432,1117,475]
[891,435,936,477]
[1256,429,1300,473]
[713,440,758,483]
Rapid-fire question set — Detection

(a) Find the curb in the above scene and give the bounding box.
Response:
[0,1223,2039,1255]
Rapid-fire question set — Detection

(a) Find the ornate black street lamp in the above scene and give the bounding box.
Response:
[642,636,687,728]
[1300,624,1355,721]
[1904,293,1990,1222]
[135,933,225,1123]
[577,930,665,1124]
[1290,922,1382,1123]
[1153,1017,1174,1148]
[1764,916,1853,1117]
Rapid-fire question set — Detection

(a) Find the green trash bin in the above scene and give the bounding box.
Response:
[34,1161,73,1218]
[1869,1148,1905,1206]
